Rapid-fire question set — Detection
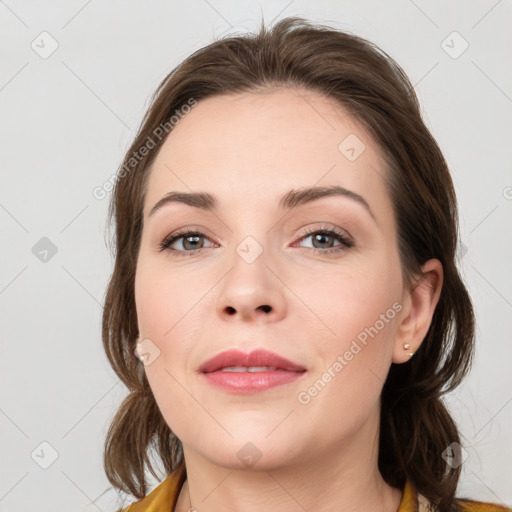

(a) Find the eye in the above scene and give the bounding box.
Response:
[293,226,354,255]
[158,225,354,257]
[158,228,216,255]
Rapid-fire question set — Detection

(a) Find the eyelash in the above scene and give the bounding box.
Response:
[158,225,354,257]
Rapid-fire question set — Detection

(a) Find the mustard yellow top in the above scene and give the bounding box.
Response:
[122,464,511,512]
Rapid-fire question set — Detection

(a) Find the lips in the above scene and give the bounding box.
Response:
[199,348,307,393]
[199,348,306,374]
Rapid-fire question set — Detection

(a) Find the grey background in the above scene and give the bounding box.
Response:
[1,1,511,510]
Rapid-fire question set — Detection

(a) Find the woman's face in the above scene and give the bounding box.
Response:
[134,88,407,469]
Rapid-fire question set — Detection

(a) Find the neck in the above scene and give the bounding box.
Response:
[174,413,402,512]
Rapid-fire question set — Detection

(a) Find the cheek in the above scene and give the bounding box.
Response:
[133,258,205,405]
[293,276,399,436]
[294,262,400,344]
[134,259,208,439]
[292,263,400,401]
[135,256,207,344]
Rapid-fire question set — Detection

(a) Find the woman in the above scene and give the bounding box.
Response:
[101,17,510,512]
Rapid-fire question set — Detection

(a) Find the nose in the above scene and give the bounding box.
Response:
[224,303,272,320]
[216,247,287,324]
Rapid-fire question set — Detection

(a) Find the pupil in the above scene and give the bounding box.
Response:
[314,233,333,248]
[184,235,202,250]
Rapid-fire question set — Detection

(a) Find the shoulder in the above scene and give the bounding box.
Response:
[454,498,511,511]
[407,482,510,512]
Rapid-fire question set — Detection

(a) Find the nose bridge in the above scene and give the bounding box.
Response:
[215,221,286,322]
[228,206,272,265]
[227,230,270,296]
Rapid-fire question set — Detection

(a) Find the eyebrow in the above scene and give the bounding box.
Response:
[148,185,376,223]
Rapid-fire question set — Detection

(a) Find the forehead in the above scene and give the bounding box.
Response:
[143,88,392,221]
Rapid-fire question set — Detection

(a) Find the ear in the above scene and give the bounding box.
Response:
[392,259,443,364]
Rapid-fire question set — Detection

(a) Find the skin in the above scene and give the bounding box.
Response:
[134,87,443,512]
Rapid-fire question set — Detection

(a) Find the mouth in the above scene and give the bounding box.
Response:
[199,349,306,393]
[215,366,285,372]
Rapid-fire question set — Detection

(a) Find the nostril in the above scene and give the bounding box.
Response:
[259,305,271,313]
[225,306,236,315]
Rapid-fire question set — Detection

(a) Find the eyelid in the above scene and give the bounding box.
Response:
[158,226,218,253]
[294,224,354,245]
[291,225,354,254]
[158,223,355,255]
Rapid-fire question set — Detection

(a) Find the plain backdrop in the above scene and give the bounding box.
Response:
[1,1,511,511]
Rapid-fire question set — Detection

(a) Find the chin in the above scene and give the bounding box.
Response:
[191,433,306,472]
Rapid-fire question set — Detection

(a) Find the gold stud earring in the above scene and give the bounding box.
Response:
[403,343,414,358]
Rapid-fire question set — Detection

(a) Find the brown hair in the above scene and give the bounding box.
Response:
[102,16,474,511]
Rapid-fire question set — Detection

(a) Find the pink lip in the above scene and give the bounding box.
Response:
[199,349,307,394]
[199,348,305,373]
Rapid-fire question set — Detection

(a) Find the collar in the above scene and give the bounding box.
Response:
[125,463,186,512]
[125,467,425,512]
